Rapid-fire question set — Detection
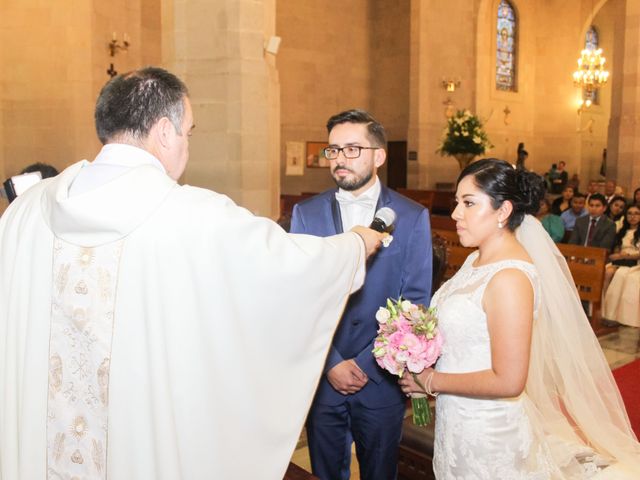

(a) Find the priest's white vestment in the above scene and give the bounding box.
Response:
[0,149,366,479]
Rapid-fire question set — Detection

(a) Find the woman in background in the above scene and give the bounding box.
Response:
[605,195,628,232]
[536,197,564,242]
[550,185,573,215]
[603,204,640,327]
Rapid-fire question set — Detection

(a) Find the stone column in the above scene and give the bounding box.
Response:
[407,0,479,190]
[609,0,640,194]
[162,0,280,218]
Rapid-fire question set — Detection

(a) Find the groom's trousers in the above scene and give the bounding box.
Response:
[306,394,405,480]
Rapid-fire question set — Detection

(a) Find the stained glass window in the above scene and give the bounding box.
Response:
[496,0,517,91]
[584,26,599,105]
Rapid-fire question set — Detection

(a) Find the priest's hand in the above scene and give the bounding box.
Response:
[350,226,385,258]
[327,359,368,395]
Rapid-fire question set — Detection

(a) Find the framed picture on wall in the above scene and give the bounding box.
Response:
[306,141,330,168]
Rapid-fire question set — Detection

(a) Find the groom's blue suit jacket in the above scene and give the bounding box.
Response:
[291,185,432,407]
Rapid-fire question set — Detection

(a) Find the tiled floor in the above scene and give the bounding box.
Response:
[290,326,640,479]
[599,326,640,369]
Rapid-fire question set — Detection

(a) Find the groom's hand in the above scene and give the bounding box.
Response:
[327,359,368,395]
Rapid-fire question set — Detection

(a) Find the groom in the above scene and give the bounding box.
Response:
[291,109,432,480]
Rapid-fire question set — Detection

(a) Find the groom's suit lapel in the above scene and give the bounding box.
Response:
[330,190,343,234]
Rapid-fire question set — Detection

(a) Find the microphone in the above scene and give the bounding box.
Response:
[370,207,396,233]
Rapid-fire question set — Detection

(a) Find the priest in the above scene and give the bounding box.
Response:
[0,67,383,480]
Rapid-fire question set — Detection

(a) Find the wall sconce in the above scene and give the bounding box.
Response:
[577,98,592,115]
[441,78,461,92]
[109,32,130,57]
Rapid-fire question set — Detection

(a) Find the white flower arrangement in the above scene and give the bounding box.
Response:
[437,110,492,157]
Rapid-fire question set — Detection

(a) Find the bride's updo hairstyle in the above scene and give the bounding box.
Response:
[456,158,546,231]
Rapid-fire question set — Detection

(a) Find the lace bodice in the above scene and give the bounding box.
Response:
[432,251,539,376]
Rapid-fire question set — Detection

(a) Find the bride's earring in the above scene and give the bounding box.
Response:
[498,220,504,229]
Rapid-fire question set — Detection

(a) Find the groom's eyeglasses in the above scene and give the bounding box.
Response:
[323,146,379,160]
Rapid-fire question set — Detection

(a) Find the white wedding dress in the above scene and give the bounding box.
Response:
[432,253,558,478]
[429,216,640,479]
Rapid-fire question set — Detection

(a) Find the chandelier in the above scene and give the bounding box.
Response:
[573,48,609,92]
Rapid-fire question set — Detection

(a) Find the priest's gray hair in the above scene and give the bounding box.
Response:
[95,67,189,144]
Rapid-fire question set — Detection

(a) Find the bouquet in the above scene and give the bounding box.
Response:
[372,298,442,426]
[436,109,492,157]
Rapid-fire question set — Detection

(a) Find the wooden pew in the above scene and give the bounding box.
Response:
[280,193,315,218]
[432,228,475,281]
[430,215,455,231]
[397,189,456,216]
[556,243,611,336]
[397,189,435,210]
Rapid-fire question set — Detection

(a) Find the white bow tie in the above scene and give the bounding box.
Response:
[335,191,377,209]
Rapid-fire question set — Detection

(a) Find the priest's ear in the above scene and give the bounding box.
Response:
[154,116,179,151]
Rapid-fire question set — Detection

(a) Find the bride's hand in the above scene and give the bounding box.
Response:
[398,368,432,396]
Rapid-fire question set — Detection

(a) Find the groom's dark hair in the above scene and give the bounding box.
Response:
[326,109,387,149]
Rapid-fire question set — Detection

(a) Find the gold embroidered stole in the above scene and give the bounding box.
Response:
[47,238,124,479]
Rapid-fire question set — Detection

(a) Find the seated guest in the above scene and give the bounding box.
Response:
[550,185,574,215]
[585,180,599,203]
[559,193,587,234]
[569,193,616,250]
[605,195,628,232]
[603,204,640,327]
[20,162,59,179]
[536,198,564,242]
[604,179,617,204]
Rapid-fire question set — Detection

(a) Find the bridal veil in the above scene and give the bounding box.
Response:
[516,214,640,477]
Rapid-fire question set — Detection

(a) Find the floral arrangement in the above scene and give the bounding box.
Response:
[437,109,492,157]
[372,298,442,426]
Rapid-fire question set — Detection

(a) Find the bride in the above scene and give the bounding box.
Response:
[399,159,640,478]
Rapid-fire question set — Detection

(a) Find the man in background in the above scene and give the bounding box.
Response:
[291,109,432,480]
[0,68,385,480]
[604,179,618,204]
[560,193,588,237]
[569,192,616,250]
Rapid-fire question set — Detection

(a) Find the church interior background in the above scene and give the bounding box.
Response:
[1,2,639,475]
[1,0,639,218]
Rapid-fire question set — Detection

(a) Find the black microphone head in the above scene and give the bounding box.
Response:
[370,207,396,232]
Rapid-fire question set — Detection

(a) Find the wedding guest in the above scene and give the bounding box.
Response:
[550,185,573,215]
[0,67,386,479]
[559,193,587,235]
[290,109,432,480]
[603,205,640,327]
[398,158,640,478]
[20,162,59,179]
[604,179,617,203]
[568,173,580,193]
[569,193,616,250]
[585,180,599,203]
[605,195,628,232]
[536,198,564,242]
[549,160,568,194]
[631,187,640,206]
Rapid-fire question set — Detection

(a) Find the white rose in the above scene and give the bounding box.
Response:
[376,307,391,323]
[400,300,412,312]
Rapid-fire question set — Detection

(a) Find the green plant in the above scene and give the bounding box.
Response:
[437,110,492,156]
